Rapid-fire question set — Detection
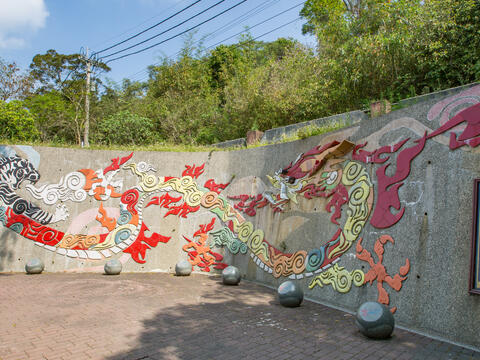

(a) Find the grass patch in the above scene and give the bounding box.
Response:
[244,120,348,149]
[0,121,348,152]
[0,139,226,153]
[294,121,347,140]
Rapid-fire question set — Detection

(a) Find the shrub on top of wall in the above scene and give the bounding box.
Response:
[95,110,156,145]
[0,100,39,141]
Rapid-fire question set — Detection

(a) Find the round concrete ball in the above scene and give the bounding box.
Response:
[175,260,192,276]
[104,259,122,275]
[278,280,304,307]
[222,265,241,285]
[25,258,44,274]
[355,301,394,339]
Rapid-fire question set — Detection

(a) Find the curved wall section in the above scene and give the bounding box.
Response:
[2,84,480,350]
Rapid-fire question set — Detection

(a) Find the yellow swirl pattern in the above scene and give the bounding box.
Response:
[206,192,271,263]
[123,163,159,192]
[141,173,159,192]
[235,222,253,243]
[122,159,371,282]
[159,176,204,207]
[308,264,365,293]
[92,224,136,250]
[329,161,373,259]
[247,229,269,260]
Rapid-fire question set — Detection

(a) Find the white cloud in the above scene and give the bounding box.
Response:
[0,36,26,49]
[0,0,49,49]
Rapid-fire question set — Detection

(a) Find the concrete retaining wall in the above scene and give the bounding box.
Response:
[1,83,480,350]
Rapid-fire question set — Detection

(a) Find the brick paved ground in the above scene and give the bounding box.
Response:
[0,273,479,360]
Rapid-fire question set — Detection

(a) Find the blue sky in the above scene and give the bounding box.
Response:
[0,0,315,86]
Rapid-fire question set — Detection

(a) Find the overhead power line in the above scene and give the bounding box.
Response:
[132,16,303,84]
[126,0,277,82]
[239,16,302,46]
[104,0,248,64]
[91,0,190,49]
[206,1,304,50]
[94,0,202,55]
[201,0,277,43]
[100,0,228,60]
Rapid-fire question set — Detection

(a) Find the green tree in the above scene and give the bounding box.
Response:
[221,44,328,138]
[95,110,156,145]
[28,49,110,145]
[0,58,32,101]
[0,100,39,141]
[407,0,480,93]
[29,49,109,92]
[207,44,243,92]
[23,91,75,142]
[300,0,480,104]
[94,78,146,121]
[145,46,220,144]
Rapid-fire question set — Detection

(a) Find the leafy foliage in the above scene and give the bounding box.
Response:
[23,91,76,143]
[0,101,39,141]
[300,0,480,103]
[95,110,156,145]
[3,2,480,146]
[0,58,32,101]
[26,49,111,145]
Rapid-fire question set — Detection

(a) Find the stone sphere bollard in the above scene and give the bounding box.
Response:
[355,301,394,339]
[104,259,122,275]
[25,258,44,274]
[175,260,192,276]
[222,265,241,285]
[278,280,304,307]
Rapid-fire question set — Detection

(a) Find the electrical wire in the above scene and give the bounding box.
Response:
[100,0,227,59]
[134,2,302,82]
[126,0,277,82]
[205,1,304,50]
[94,0,202,55]
[58,64,82,88]
[97,1,305,87]
[104,0,248,64]
[91,0,190,49]
[201,0,277,43]
[237,16,302,47]
[132,16,303,84]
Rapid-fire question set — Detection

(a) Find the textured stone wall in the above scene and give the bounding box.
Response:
[1,84,480,350]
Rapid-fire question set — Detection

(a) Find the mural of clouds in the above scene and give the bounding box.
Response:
[0,0,49,48]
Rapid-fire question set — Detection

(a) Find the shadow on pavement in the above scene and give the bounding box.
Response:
[104,276,448,360]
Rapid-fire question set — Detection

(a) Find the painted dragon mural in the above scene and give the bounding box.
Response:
[1,85,480,314]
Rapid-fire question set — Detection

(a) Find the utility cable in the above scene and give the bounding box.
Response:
[94,0,202,55]
[100,0,227,59]
[134,2,301,81]
[97,13,301,89]
[91,0,190,49]
[206,1,304,50]
[104,0,248,64]
[236,16,301,47]
[201,0,277,43]
[126,0,276,82]
[132,16,302,83]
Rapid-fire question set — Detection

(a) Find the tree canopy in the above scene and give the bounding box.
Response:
[0,58,32,101]
[2,1,479,146]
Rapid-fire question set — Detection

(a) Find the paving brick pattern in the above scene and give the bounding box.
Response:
[0,273,479,360]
